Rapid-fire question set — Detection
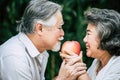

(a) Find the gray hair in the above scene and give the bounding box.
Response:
[84,8,120,56]
[17,0,62,33]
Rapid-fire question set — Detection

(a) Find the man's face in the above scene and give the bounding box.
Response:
[41,11,64,52]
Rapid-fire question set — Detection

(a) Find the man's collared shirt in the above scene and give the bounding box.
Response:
[0,32,49,80]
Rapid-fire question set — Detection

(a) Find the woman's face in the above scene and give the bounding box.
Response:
[83,23,102,58]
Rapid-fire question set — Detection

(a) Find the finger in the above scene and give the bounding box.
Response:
[60,52,79,64]
[60,60,66,67]
[73,70,87,77]
[79,51,83,62]
[70,68,87,79]
[63,49,78,56]
[66,56,81,66]
[60,52,71,59]
[71,63,87,76]
[74,63,86,69]
[60,53,71,64]
[60,52,79,59]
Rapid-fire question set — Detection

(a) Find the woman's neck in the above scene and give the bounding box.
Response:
[96,51,112,75]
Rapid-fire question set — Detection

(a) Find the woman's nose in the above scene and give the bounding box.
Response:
[83,36,87,43]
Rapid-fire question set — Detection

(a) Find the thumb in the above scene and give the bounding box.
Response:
[61,60,66,66]
[79,51,83,62]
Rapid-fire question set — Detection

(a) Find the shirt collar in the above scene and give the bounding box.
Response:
[18,32,48,58]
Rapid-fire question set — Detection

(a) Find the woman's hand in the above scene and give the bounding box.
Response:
[56,60,87,80]
[60,49,83,63]
[56,49,87,80]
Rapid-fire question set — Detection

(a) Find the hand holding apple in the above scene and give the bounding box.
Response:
[61,41,81,55]
[60,41,83,65]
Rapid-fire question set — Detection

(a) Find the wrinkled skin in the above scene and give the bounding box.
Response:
[55,49,87,80]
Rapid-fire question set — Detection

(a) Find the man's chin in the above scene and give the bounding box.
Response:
[51,49,60,52]
[51,46,60,52]
[51,42,61,52]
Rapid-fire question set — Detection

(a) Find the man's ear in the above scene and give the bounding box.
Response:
[35,23,43,35]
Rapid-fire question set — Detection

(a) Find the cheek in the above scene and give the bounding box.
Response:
[49,32,59,43]
[86,48,97,58]
[86,50,92,57]
[87,39,99,57]
[50,32,59,41]
[53,30,61,38]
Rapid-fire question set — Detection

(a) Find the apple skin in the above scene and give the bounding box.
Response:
[61,41,81,55]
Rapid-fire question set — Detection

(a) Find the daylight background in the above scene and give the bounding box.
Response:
[0,0,120,80]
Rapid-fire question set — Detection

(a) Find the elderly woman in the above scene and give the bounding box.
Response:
[80,8,120,80]
[61,8,120,80]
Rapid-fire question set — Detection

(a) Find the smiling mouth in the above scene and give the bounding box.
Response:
[85,45,90,50]
[85,44,89,48]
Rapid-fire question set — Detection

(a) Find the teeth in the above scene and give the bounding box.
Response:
[59,37,64,40]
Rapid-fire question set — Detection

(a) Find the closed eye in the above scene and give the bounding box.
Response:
[86,33,90,35]
[58,28,62,29]
[58,27,63,30]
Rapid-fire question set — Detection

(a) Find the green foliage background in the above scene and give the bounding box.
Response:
[0,0,120,80]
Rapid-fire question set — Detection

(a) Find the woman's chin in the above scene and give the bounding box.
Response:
[86,52,92,57]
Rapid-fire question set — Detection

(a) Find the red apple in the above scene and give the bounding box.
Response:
[61,41,81,55]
